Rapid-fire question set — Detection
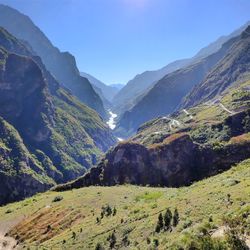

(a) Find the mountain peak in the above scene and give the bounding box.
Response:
[242,25,250,39]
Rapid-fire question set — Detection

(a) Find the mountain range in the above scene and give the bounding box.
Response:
[0,4,249,249]
[0,26,116,204]
[114,21,250,137]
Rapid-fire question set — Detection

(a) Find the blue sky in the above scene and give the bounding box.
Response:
[0,0,250,85]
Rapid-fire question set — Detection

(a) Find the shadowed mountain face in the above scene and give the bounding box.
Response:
[0,4,107,118]
[0,27,116,205]
[80,72,120,104]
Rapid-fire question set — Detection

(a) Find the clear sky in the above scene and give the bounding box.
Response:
[0,0,250,85]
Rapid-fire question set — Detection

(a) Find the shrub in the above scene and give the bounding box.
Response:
[5,209,12,214]
[121,235,130,247]
[95,243,104,250]
[107,232,116,249]
[182,219,192,229]
[113,207,117,216]
[52,196,63,202]
[153,238,159,247]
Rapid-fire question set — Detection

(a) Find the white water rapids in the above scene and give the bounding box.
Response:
[106,110,124,142]
[106,110,117,130]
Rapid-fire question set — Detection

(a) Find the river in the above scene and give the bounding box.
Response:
[106,110,117,130]
[106,110,124,142]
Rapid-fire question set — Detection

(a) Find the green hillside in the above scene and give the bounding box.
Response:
[0,158,249,249]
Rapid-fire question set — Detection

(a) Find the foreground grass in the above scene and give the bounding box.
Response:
[0,159,249,249]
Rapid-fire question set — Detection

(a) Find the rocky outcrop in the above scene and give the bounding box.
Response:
[54,109,250,191]
[0,53,54,145]
[55,132,250,191]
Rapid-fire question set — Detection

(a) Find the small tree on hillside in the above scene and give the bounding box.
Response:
[113,207,117,216]
[155,213,164,233]
[164,208,172,231]
[173,208,180,227]
[95,243,104,250]
[107,231,116,249]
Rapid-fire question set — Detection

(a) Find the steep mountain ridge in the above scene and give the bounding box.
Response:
[112,59,191,114]
[0,4,106,118]
[181,26,250,108]
[0,27,116,204]
[116,34,241,137]
[112,21,250,116]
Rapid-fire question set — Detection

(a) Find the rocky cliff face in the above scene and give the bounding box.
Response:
[0,4,106,118]
[0,53,54,145]
[54,109,250,191]
[0,28,116,204]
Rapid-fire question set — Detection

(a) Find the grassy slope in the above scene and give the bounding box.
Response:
[0,158,249,249]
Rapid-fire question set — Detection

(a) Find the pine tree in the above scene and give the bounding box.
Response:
[113,207,117,216]
[164,208,172,231]
[155,213,164,233]
[173,208,179,227]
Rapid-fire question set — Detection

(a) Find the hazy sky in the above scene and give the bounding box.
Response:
[0,0,250,85]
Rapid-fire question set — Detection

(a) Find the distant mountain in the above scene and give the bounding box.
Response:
[115,23,250,137]
[80,72,119,106]
[116,38,238,137]
[0,27,116,204]
[181,26,250,108]
[113,21,250,116]
[0,4,106,118]
[110,83,124,90]
[112,59,191,114]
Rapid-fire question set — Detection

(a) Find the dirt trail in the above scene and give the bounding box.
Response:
[0,217,24,250]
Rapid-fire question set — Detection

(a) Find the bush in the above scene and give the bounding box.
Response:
[107,232,116,249]
[95,243,104,250]
[52,196,63,202]
[182,219,192,229]
[153,238,159,247]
